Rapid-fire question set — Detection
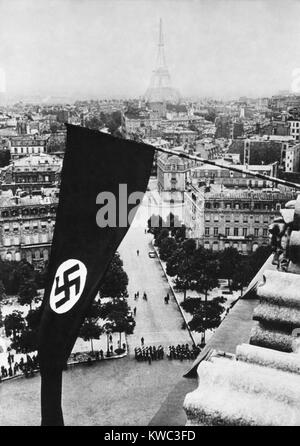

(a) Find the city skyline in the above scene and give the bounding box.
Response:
[1,0,300,102]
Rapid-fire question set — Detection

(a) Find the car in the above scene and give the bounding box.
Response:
[148,251,156,258]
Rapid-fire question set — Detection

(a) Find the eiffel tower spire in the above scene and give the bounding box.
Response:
[156,18,166,68]
[144,19,180,103]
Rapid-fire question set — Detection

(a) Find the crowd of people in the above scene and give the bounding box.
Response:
[167,344,201,361]
[0,352,39,380]
[134,343,201,363]
[134,345,164,363]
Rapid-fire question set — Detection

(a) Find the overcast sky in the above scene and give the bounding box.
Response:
[1,0,300,101]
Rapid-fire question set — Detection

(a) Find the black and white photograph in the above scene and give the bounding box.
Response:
[1,0,300,429]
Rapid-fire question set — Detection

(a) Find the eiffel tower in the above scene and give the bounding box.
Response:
[144,19,180,103]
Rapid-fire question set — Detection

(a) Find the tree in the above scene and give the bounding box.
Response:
[85,117,103,131]
[11,329,37,353]
[147,214,164,238]
[188,298,225,338]
[0,260,21,294]
[159,237,178,261]
[250,246,272,274]
[182,296,226,344]
[166,239,197,300]
[155,228,169,248]
[107,111,121,135]
[26,308,42,332]
[79,320,102,353]
[219,247,241,290]
[4,311,25,342]
[18,280,38,310]
[111,312,135,346]
[99,253,128,299]
[0,280,6,302]
[191,247,220,301]
[98,299,135,347]
[171,224,186,243]
[232,258,253,296]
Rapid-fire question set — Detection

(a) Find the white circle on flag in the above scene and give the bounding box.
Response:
[50,259,87,314]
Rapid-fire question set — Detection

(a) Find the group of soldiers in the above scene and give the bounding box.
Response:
[0,353,39,380]
[167,344,201,361]
[134,345,164,363]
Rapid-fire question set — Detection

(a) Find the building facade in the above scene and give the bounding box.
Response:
[184,187,296,254]
[0,195,58,269]
[9,135,47,158]
[0,154,62,193]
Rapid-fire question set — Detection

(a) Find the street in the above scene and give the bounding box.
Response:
[119,193,192,350]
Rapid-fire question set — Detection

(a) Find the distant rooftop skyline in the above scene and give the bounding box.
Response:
[1,0,300,101]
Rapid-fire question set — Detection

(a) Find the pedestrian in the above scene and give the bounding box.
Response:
[141,337,144,346]
[137,249,139,256]
[148,354,152,365]
[133,307,137,316]
[100,349,104,360]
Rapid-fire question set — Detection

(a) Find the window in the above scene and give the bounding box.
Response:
[225,227,230,236]
[214,227,218,236]
[263,228,268,237]
[243,228,248,237]
[225,214,231,222]
[254,228,259,237]
[243,216,248,223]
[234,228,239,236]
[205,227,210,236]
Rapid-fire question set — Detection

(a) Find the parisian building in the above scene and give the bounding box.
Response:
[0,192,58,269]
[8,135,47,158]
[0,154,62,194]
[184,186,295,254]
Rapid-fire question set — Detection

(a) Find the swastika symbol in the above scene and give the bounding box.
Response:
[50,259,87,314]
[54,263,80,309]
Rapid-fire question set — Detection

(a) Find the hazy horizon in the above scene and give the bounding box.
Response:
[1,0,300,102]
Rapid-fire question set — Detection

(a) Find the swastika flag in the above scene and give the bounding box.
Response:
[38,124,154,425]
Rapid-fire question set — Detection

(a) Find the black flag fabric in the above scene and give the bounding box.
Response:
[38,124,154,426]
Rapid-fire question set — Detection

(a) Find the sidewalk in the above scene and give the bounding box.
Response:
[152,240,241,346]
[0,331,128,384]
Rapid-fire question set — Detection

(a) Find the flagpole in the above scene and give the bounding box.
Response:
[151,145,300,190]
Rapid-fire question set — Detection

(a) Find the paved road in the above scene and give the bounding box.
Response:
[118,194,191,350]
[0,193,194,426]
[0,356,194,426]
